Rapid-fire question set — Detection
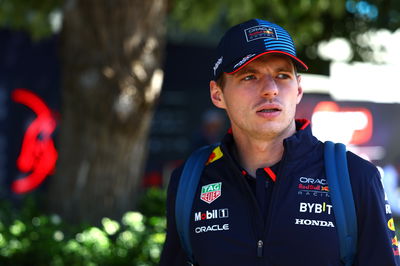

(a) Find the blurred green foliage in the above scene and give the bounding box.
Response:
[170,0,346,47]
[137,187,167,218]
[3,0,400,47]
[168,0,400,64]
[1,0,400,67]
[0,0,61,40]
[1,187,400,264]
[0,188,167,265]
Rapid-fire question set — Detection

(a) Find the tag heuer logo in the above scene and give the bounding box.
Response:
[200,182,222,204]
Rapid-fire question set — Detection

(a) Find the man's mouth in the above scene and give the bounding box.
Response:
[257,108,280,113]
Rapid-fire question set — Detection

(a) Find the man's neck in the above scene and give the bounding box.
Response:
[233,137,283,177]
[231,125,296,177]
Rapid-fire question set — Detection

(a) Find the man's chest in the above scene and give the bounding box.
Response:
[189,164,341,265]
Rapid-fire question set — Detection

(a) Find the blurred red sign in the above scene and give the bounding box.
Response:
[11,89,58,194]
[312,101,373,145]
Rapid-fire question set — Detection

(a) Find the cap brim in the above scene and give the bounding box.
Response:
[226,51,308,75]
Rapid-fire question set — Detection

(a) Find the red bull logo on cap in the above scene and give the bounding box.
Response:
[245,25,277,42]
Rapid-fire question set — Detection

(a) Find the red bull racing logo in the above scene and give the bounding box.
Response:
[206,146,223,165]
[392,236,398,247]
[298,183,329,192]
[245,26,277,42]
[297,177,330,197]
[388,218,396,232]
[393,236,400,256]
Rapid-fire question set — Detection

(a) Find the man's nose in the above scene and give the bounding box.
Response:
[260,75,278,97]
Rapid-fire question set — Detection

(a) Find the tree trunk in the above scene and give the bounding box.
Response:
[47,0,166,224]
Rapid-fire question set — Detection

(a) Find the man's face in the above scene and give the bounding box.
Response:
[210,54,303,141]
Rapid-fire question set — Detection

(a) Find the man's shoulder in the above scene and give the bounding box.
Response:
[346,151,379,176]
[168,143,229,190]
[346,150,381,191]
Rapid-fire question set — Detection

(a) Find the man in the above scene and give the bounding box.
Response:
[160,18,399,265]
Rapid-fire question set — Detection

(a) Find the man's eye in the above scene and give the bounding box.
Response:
[276,73,290,79]
[243,75,255,81]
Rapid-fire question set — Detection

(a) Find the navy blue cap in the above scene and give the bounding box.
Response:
[212,19,308,80]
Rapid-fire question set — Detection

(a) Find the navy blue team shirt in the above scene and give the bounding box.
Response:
[160,119,400,266]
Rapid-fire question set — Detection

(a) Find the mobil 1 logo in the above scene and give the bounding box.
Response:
[194,208,229,222]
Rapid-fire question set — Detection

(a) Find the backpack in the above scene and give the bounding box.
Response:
[175,141,357,266]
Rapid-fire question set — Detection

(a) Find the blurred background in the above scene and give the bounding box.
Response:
[1,0,400,264]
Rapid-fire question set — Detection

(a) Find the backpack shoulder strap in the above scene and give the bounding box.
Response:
[175,144,218,265]
[324,141,358,266]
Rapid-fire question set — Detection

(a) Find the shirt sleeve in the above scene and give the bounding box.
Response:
[353,165,400,266]
[159,167,188,266]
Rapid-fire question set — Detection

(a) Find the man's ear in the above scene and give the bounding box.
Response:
[296,75,304,104]
[210,80,226,109]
